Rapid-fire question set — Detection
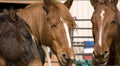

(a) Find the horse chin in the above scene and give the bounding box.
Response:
[94,57,108,66]
[58,56,73,66]
[65,59,74,66]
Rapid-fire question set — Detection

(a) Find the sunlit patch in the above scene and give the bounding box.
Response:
[31,34,36,44]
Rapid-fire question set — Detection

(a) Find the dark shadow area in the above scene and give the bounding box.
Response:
[0,3,29,11]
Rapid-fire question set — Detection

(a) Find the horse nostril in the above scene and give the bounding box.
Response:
[61,53,67,63]
[62,53,67,59]
[104,50,109,59]
[104,51,108,54]
[93,51,99,58]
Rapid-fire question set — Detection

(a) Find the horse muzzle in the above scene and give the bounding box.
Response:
[93,51,109,66]
[59,53,75,66]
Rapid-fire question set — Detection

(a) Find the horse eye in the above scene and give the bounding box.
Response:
[25,34,32,39]
[111,21,116,24]
[51,24,56,29]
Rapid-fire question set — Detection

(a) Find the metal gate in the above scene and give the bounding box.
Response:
[69,0,94,66]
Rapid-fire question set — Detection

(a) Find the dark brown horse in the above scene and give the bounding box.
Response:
[17,0,76,66]
[90,0,120,66]
[0,9,42,66]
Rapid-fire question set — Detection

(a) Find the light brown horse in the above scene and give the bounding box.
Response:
[90,0,120,66]
[0,9,42,66]
[17,0,76,66]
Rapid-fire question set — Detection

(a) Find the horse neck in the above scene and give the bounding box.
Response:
[17,3,46,44]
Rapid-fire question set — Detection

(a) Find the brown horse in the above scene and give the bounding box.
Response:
[17,0,76,65]
[90,0,120,66]
[0,9,42,66]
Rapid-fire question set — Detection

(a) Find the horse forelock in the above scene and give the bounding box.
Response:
[53,2,76,29]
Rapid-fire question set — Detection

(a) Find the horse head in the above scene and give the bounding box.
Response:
[90,0,119,65]
[42,0,76,65]
[0,8,42,66]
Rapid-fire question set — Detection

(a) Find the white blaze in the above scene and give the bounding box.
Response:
[60,18,72,48]
[99,10,105,47]
[63,23,72,48]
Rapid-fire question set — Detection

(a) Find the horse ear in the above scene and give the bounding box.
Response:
[43,0,52,13]
[9,7,18,22]
[64,0,73,9]
[110,0,118,6]
[90,0,99,7]
[104,0,118,8]
[3,9,9,14]
[90,0,105,8]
